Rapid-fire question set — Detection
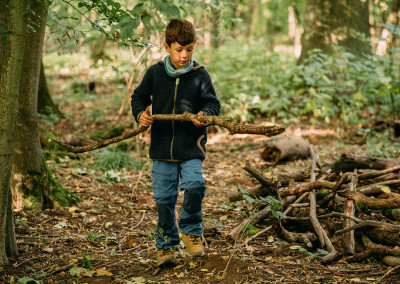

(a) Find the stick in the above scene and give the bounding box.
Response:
[279,180,336,197]
[358,165,400,180]
[343,169,357,255]
[51,113,285,153]
[308,145,325,248]
[377,265,400,283]
[239,160,273,188]
[152,112,285,136]
[309,145,338,264]
[131,211,146,229]
[338,190,400,209]
[335,220,400,235]
[243,193,308,247]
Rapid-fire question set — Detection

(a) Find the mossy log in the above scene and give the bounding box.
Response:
[51,113,285,153]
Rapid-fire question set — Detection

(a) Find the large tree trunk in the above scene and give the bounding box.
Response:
[298,0,332,64]
[299,0,370,64]
[37,61,62,116]
[10,0,48,211]
[331,0,370,55]
[0,0,28,265]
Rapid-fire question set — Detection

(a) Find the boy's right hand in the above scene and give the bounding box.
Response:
[139,107,153,127]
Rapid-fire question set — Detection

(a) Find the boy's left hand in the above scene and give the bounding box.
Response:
[192,111,208,128]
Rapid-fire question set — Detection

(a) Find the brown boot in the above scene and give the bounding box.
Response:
[156,248,175,266]
[181,232,204,256]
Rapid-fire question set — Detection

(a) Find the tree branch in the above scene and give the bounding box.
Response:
[50,113,285,153]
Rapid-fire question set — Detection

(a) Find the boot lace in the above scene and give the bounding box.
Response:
[190,235,202,245]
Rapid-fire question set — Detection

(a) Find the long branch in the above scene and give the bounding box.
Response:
[50,113,285,153]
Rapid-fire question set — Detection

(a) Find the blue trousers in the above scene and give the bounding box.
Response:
[152,159,206,249]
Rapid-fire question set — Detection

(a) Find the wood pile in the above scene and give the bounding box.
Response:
[229,151,400,265]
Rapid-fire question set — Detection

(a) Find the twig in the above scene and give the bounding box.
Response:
[335,220,400,235]
[343,169,357,255]
[309,145,325,247]
[378,265,400,283]
[239,160,273,187]
[358,165,400,180]
[309,145,338,264]
[131,210,146,230]
[243,192,309,246]
[338,190,400,209]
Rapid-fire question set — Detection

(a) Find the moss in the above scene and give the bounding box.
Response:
[46,163,82,206]
[316,189,329,200]
[21,157,82,209]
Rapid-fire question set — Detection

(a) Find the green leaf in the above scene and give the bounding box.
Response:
[141,13,151,26]
[155,2,181,18]
[18,277,40,284]
[131,3,144,16]
[69,266,86,276]
[317,248,329,255]
[243,194,255,203]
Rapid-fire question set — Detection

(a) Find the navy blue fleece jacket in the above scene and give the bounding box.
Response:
[131,60,221,161]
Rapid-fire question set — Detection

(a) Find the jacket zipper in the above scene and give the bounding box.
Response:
[170,77,179,159]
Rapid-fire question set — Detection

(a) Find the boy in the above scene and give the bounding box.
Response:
[131,19,220,266]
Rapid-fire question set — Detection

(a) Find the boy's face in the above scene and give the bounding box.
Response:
[165,41,195,70]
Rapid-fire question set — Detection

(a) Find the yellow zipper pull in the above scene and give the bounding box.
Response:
[176,77,180,85]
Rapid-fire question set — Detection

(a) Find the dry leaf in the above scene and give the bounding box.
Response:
[96,268,113,276]
[82,270,96,277]
[219,215,228,221]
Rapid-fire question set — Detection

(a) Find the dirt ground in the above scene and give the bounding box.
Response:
[1,80,400,283]
[1,126,399,284]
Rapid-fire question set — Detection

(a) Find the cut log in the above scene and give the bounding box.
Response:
[259,136,310,165]
[338,190,400,209]
[321,154,400,175]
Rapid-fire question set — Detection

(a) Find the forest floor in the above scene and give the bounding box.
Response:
[1,82,400,283]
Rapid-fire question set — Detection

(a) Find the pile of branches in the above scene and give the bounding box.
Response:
[229,151,400,265]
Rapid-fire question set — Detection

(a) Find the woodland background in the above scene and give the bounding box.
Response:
[0,0,400,283]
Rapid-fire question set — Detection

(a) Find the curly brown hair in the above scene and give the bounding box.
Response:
[165,19,196,46]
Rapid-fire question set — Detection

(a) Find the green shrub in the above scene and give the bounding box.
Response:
[91,148,142,171]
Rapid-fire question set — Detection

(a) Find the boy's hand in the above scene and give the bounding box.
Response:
[139,107,153,127]
[192,111,208,128]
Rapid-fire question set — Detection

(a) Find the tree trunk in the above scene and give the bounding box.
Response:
[10,0,48,211]
[332,0,370,55]
[37,61,62,116]
[298,0,332,64]
[299,0,371,64]
[0,0,28,265]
